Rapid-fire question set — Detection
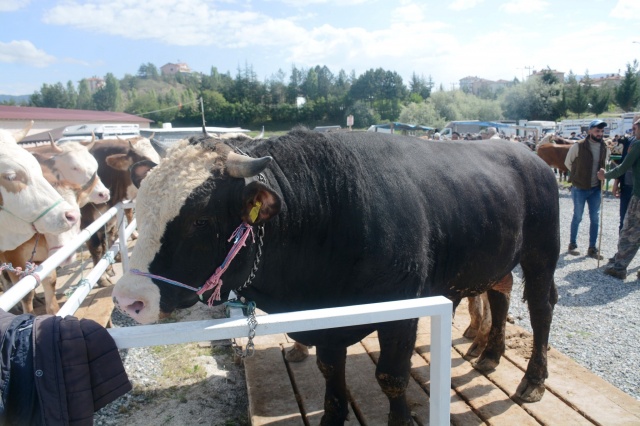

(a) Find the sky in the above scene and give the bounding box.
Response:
[1,0,640,97]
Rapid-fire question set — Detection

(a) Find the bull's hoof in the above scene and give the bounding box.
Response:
[465,340,484,358]
[463,325,478,339]
[515,377,546,402]
[388,412,415,425]
[473,356,499,371]
[131,230,139,240]
[285,343,309,362]
[106,267,116,277]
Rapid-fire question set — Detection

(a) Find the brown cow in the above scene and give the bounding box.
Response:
[537,143,571,181]
[81,137,160,286]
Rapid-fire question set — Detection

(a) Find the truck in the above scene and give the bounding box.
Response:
[440,121,519,139]
[556,116,632,138]
[57,123,141,143]
[517,120,557,138]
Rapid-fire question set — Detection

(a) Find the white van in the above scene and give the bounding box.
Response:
[57,123,140,143]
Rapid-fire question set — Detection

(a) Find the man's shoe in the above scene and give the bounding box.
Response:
[604,267,626,280]
[587,247,603,260]
[568,243,580,255]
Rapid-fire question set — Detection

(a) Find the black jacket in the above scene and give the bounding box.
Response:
[0,310,131,425]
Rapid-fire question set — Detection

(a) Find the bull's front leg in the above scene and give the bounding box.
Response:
[377,320,417,426]
[316,345,349,425]
[41,270,60,314]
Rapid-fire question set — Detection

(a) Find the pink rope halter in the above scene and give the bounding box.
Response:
[131,222,255,306]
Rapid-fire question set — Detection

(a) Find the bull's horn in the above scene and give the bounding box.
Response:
[49,132,63,152]
[226,151,272,178]
[14,120,34,142]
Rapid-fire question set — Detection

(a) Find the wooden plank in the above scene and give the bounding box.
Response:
[450,311,592,426]
[362,334,485,426]
[245,335,305,426]
[285,344,358,425]
[417,318,538,426]
[454,300,640,426]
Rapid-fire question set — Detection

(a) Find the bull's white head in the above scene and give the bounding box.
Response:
[0,121,33,145]
[113,138,275,324]
[0,143,80,251]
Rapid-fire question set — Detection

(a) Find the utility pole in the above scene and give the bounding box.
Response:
[525,66,534,78]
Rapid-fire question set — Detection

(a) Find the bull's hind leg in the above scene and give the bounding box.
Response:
[474,273,513,370]
[517,262,558,402]
[376,319,417,426]
[316,345,349,425]
[465,293,491,357]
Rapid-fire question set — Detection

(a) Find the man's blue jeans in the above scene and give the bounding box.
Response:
[570,186,601,248]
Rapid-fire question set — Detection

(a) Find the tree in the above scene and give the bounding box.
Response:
[399,101,444,129]
[615,62,640,112]
[30,82,72,108]
[569,85,589,117]
[93,73,121,111]
[501,77,563,121]
[77,79,94,110]
[408,73,432,100]
[590,87,610,117]
[137,63,159,79]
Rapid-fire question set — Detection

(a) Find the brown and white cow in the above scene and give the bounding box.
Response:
[0,174,94,314]
[0,143,79,252]
[81,136,160,286]
[27,138,110,206]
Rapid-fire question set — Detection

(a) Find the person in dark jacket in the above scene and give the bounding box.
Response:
[564,119,609,259]
[0,309,131,425]
[611,133,636,231]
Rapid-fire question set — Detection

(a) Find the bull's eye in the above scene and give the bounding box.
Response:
[2,172,17,182]
[194,218,208,228]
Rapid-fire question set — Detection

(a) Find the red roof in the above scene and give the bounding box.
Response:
[0,105,152,123]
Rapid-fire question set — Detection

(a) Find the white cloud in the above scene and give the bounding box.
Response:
[0,40,56,67]
[610,0,640,20]
[499,0,549,14]
[449,0,484,11]
[278,0,367,5]
[0,0,30,12]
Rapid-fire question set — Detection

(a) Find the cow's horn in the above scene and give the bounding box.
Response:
[13,120,34,142]
[49,132,63,152]
[226,151,272,178]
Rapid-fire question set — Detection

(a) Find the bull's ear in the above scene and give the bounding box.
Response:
[130,160,158,188]
[105,153,132,171]
[241,181,281,225]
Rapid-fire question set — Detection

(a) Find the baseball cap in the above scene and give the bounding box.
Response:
[589,119,607,129]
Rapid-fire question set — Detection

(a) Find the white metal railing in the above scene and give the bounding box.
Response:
[109,297,453,425]
[0,202,453,425]
[0,200,136,313]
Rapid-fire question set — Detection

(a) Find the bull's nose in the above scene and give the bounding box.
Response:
[99,191,110,201]
[65,210,79,225]
[115,295,146,317]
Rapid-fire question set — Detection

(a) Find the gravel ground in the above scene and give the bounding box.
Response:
[509,188,640,400]
[95,186,639,425]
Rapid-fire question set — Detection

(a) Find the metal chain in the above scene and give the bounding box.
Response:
[228,300,258,359]
[234,224,264,294]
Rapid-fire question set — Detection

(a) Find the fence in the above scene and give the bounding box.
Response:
[0,201,453,425]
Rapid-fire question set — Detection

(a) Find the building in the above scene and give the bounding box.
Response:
[0,105,153,138]
[160,62,192,76]
[589,73,622,87]
[86,77,105,92]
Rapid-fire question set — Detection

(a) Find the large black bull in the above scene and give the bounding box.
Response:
[113,130,559,425]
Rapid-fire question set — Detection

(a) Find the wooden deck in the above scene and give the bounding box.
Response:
[242,300,640,425]
[10,248,640,425]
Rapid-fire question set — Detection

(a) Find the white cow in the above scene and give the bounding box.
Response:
[0,143,79,251]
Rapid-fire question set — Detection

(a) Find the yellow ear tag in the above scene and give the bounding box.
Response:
[249,201,262,223]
